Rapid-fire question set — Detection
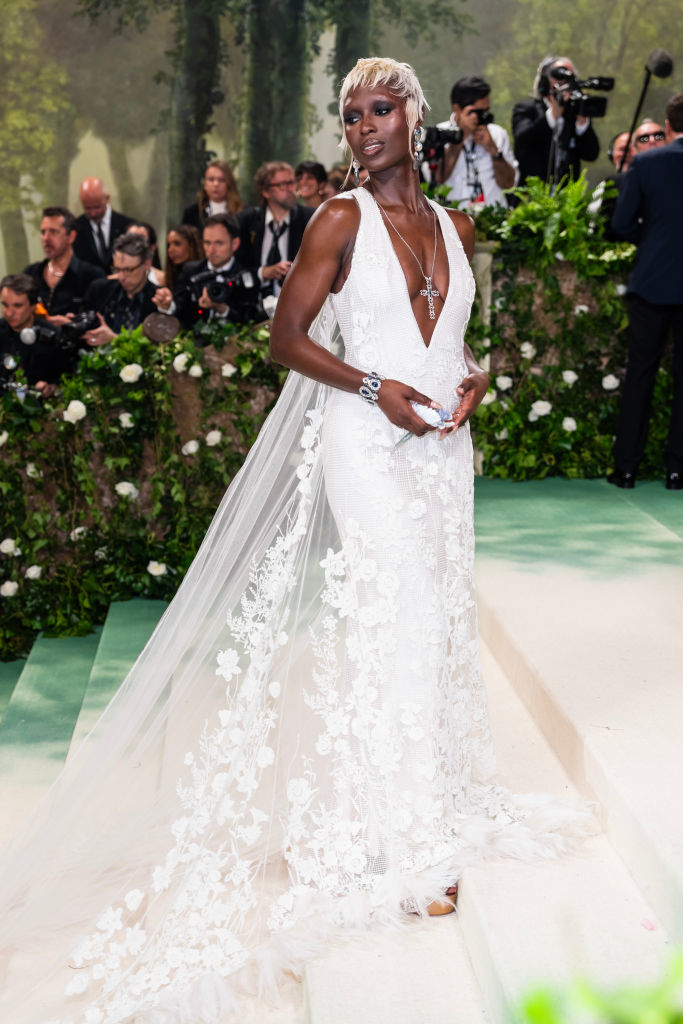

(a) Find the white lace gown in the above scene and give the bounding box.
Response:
[0,188,589,1024]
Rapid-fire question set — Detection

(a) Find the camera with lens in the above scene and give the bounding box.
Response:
[546,66,614,119]
[475,109,495,126]
[422,125,464,169]
[20,310,100,354]
[188,268,257,307]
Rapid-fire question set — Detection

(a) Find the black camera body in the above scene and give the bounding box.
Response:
[422,125,464,168]
[475,109,495,126]
[549,67,614,119]
[188,268,257,307]
[21,311,100,353]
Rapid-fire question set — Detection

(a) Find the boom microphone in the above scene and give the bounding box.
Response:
[646,48,673,78]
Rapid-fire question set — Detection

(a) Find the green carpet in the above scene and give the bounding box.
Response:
[474,478,683,575]
[0,660,25,724]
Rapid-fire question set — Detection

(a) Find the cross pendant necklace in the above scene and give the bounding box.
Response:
[372,194,440,320]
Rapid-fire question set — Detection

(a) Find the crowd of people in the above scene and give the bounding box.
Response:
[0,158,349,396]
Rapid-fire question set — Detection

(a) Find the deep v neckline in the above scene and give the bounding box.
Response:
[369,192,451,351]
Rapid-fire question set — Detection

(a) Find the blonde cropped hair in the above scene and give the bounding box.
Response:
[338,57,430,157]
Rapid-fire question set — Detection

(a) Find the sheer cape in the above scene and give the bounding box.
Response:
[0,190,592,1024]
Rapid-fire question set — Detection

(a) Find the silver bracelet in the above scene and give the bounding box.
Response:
[359,370,384,404]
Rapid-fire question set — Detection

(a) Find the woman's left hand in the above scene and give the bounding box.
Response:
[439,371,490,437]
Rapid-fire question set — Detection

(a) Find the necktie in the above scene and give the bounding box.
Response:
[95,222,107,266]
[263,221,287,296]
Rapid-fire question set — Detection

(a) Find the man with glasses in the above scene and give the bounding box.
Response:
[82,233,158,347]
[632,119,666,155]
[513,55,600,187]
[238,162,314,300]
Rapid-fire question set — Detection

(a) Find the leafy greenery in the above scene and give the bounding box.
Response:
[465,177,673,481]
[0,320,284,660]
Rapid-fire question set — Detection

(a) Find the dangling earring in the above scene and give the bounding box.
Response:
[352,158,361,187]
[412,127,424,171]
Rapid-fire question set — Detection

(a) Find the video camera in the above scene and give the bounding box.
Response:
[546,67,614,119]
[188,268,257,307]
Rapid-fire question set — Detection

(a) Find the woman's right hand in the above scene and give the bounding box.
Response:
[376,379,441,436]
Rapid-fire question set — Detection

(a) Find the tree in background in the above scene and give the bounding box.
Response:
[0,0,75,268]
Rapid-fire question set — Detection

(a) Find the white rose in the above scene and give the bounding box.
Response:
[181,440,199,456]
[221,362,238,378]
[115,481,139,499]
[574,304,589,315]
[118,412,134,429]
[616,284,627,296]
[520,342,536,360]
[205,429,222,447]
[1,538,18,555]
[25,564,42,579]
[188,364,203,378]
[530,400,552,416]
[70,526,87,541]
[496,428,509,440]
[147,560,167,576]
[602,374,620,391]
[480,389,497,406]
[528,411,538,422]
[0,580,19,597]
[482,337,491,348]
[562,417,577,432]
[63,399,87,423]
[119,363,143,383]
[26,462,41,478]
[173,353,189,373]
[554,251,565,261]
[495,375,513,391]
[562,370,578,386]
[0,430,8,446]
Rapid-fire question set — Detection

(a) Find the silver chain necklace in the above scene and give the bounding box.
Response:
[372,194,440,319]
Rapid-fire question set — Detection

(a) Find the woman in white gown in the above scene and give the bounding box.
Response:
[0,58,589,1024]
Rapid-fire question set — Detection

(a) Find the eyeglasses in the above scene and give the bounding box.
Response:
[635,132,665,144]
[113,261,145,276]
[268,179,296,189]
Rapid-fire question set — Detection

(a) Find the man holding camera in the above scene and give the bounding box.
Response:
[24,206,105,323]
[431,75,517,208]
[1,274,66,397]
[154,213,261,330]
[81,233,159,347]
[513,56,600,187]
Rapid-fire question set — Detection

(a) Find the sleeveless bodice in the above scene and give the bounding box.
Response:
[330,186,476,417]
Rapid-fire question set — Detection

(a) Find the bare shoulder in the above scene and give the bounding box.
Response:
[308,194,360,239]
[445,207,475,261]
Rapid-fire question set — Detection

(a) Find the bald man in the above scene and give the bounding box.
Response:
[73,177,133,272]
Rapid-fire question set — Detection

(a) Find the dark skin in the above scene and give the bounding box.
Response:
[270,85,489,438]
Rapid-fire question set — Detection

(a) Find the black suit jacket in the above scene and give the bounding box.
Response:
[512,98,600,186]
[0,319,67,386]
[73,210,133,272]
[611,138,683,305]
[237,205,314,282]
[24,255,105,316]
[84,277,159,334]
[173,257,263,330]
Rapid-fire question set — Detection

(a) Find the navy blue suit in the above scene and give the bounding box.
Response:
[610,138,683,474]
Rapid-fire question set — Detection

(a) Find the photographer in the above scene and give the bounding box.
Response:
[154,213,262,330]
[513,56,600,187]
[430,75,517,207]
[82,233,159,347]
[24,206,105,322]
[1,275,66,397]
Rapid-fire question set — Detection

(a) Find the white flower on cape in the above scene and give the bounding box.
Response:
[520,342,536,360]
[562,417,577,432]
[562,370,579,386]
[63,399,87,423]
[119,363,143,383]
[602,374,620,391]
[205,429,222,447]
[173,353,189,373]
[115,481,139,499]
[0,580,19,597]
[118,412,134,429]
[495,375,513,391]
[0,538,20,556]
[216,648,241,681]
[0,430,8,447]
[147,560,167,577]
[181,439,199,456]
[70,526,87,541]
[530,400,552,417]
[221,362,238,378]
[480,389,497,406]
[25,564,42,579]
[188,363,203,378]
